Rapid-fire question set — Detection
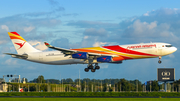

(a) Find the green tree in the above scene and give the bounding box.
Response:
[173,79,180,91]
[29,85,36,91]
[65,78,73,84]
[151,80,159,91]
[46,79,59,84]
[37,75,45,83]
[11,78,19,83]
[120,78,129,91]
[11,84,19,92]
[40,84,47,91]
[129,79,143,91]
[103,83,107,92]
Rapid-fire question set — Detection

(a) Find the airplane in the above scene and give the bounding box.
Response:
[5,32,177,72]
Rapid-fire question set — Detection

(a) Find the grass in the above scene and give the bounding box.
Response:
[1,92,180,97]
[0,98,180,101]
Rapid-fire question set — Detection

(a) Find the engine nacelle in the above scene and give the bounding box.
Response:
[72,52,88,59]
[97,56,112,62]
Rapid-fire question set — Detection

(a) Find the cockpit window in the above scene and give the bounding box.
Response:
[165,45,173,47]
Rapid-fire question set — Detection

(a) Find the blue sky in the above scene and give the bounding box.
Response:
[0,0,180,83]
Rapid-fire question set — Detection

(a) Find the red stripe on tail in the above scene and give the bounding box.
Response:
[11,32,20,36]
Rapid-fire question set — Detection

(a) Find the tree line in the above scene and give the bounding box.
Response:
[7,75,180,92]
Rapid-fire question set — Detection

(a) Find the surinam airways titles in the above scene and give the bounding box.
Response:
[127,44,156,49]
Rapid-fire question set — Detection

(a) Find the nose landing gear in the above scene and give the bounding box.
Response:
[84,63,100,72]
[158,56,162,64]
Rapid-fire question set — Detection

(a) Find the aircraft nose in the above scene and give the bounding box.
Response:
[172,47,177,53]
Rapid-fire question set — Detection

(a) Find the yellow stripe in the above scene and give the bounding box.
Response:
[8,32,26,42]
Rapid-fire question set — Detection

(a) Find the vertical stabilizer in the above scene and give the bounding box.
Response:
[8,32,41,54]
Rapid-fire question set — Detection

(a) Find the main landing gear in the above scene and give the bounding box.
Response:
[158,56,162,64]
[84,63,100,72]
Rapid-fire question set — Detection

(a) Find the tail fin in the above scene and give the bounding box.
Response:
[8,32,41,54]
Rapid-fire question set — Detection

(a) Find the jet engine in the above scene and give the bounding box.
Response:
[72,52,88,59]
[97,56,112,62]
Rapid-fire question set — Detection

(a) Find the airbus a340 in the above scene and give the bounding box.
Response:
[5,32,177,72]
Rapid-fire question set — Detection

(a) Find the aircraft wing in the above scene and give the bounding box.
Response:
[4,53,28,59]
[44,42,78,54]
[44,42,118,57]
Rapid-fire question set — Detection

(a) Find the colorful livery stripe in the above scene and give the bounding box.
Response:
[11,32,20,36]
[72,45,158,61]
[8,32,26,42]
[102,45,157,56]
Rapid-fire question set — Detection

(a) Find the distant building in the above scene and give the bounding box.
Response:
[107,84,111,87]
[0,78,8,92]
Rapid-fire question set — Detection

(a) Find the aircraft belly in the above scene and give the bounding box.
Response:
[47,59,84,65]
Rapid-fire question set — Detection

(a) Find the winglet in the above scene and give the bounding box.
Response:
[44,42,52,47]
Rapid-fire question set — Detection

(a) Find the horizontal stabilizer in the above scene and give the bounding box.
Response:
[4,53,28,59]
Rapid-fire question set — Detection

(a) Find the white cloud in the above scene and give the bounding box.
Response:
[0,54,5,58]
[124,19,176,38]
[10,47,16,52]
[5,58,17,65]
[143,11,149,16]
[84,28,107,36]
[28,40,48,51]
[132,20,157,33]
[168,54,175,58]
[35,43,48,51]
[27,66,36,70]
[84,36,88,39]
[28,41,40,46]
[24,26,35,32]
[174,8,178,11]
[0,40,7,45]
[50,19,58,24]
[1,25,9,31]
[93,42,107,47]
[67,20,118,28]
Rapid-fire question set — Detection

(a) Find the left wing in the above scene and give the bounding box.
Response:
[44,42,118,58]
[44,42,78,55]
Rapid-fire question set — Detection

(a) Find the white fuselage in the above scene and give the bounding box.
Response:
[24,42,177,65]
